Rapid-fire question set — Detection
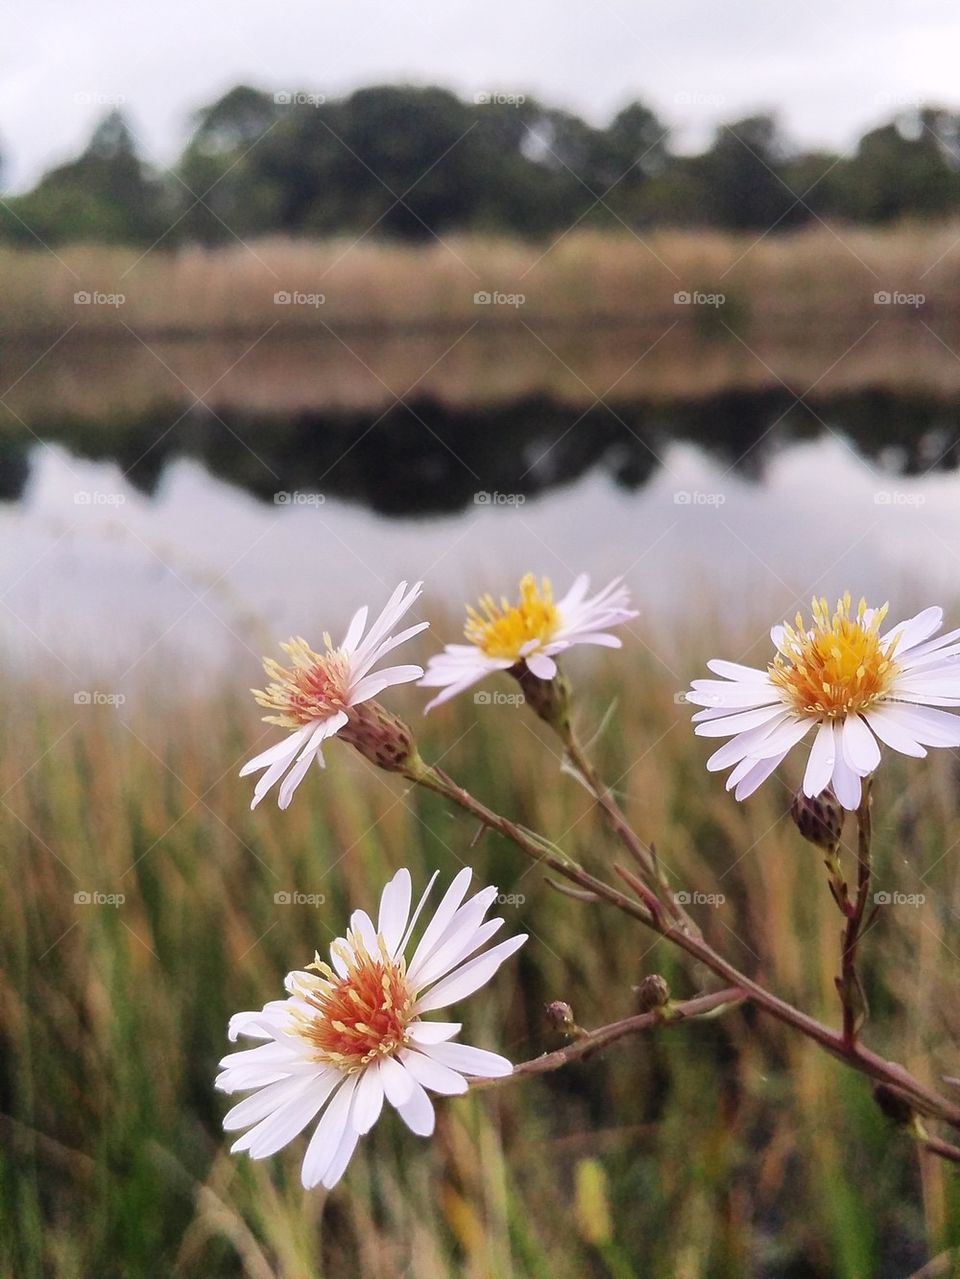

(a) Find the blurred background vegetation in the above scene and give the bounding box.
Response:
[2,631,959,1278]
[3,85,960,247]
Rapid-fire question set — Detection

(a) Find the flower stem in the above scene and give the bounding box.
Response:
[470,988,746,1089]
[409,761,960,1145]
[839,782,874,1048]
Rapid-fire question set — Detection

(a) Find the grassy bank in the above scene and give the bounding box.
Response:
[3,223,960,339]
[2,640,960,1277]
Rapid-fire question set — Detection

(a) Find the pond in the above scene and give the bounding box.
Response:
[2,328,959,684]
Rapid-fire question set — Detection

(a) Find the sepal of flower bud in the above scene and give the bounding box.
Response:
[509,662,572,738]
[633,973,671,1013]
[340,699,422,774]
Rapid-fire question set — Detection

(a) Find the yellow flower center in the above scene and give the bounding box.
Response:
[769,594,901,719]
[252,635,350,728]
[464,574,560,660]
[291,936,414,1071]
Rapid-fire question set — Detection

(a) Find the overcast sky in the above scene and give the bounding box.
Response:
[2,0,958,190]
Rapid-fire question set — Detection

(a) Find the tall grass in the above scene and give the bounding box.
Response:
[2,635,960,1277]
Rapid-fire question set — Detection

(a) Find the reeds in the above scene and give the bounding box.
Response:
[2,629,959,1276]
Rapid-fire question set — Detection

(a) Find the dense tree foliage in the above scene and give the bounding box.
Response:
[2,85,960,246]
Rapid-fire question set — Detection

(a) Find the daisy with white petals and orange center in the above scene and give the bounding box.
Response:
[217,869,526,1190]
[240,580,427,810]
[686,595,960,809]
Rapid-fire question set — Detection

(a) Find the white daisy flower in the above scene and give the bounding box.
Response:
[686,594,960,810]
[241,581,428,810]
[217,868,526,1190]
[420,572,637,711]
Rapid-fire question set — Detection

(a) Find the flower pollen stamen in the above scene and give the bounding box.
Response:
[769,593,901,718]
[464,573,559,660]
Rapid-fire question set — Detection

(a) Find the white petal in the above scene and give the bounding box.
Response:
[706,713,791,770]
[377,868,412,956]
[223,1074,319,1130]
[341,605,369,654]
[841,714,881,774]
[407,868,474,972]
[411,918,504,990]
[300,1075,359,1189]
[883,606,943,655]
[399,1049,469,1096]
[803,721,837,796]
[239,726,310,777]
[733,750,787,800]
[525,652,557,680]
[379,1054,415,1107]
[829,730,862,810]
[420,1041,513,1078]
[693,703,786,739]
[396,1079,435,1137]
[351,1065,385,1135]
[350,665,424,705]
[277,750,318,810]
[233,1072,340,1158]
[406,1021,462,1045]
[863,707,928,758]
[706,659,771,682]
[415,934,527,1013]
[321,1122,360,1190]
[880,703,960,747]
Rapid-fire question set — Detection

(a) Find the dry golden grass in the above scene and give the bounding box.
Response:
[5,224,960,424]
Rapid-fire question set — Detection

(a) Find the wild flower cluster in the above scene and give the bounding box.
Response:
[221,578,960,1188]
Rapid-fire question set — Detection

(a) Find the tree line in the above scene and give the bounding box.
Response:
[3,84,960,246]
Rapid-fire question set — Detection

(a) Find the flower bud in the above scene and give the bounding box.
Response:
[634,973,671,1012]
[790,787,844,850]
[544,1000,576,1032]
[339,700,421,774]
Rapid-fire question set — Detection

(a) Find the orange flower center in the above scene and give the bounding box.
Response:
[291,937,415,1070]
[769,594,901,719]
[253,636,351,728]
